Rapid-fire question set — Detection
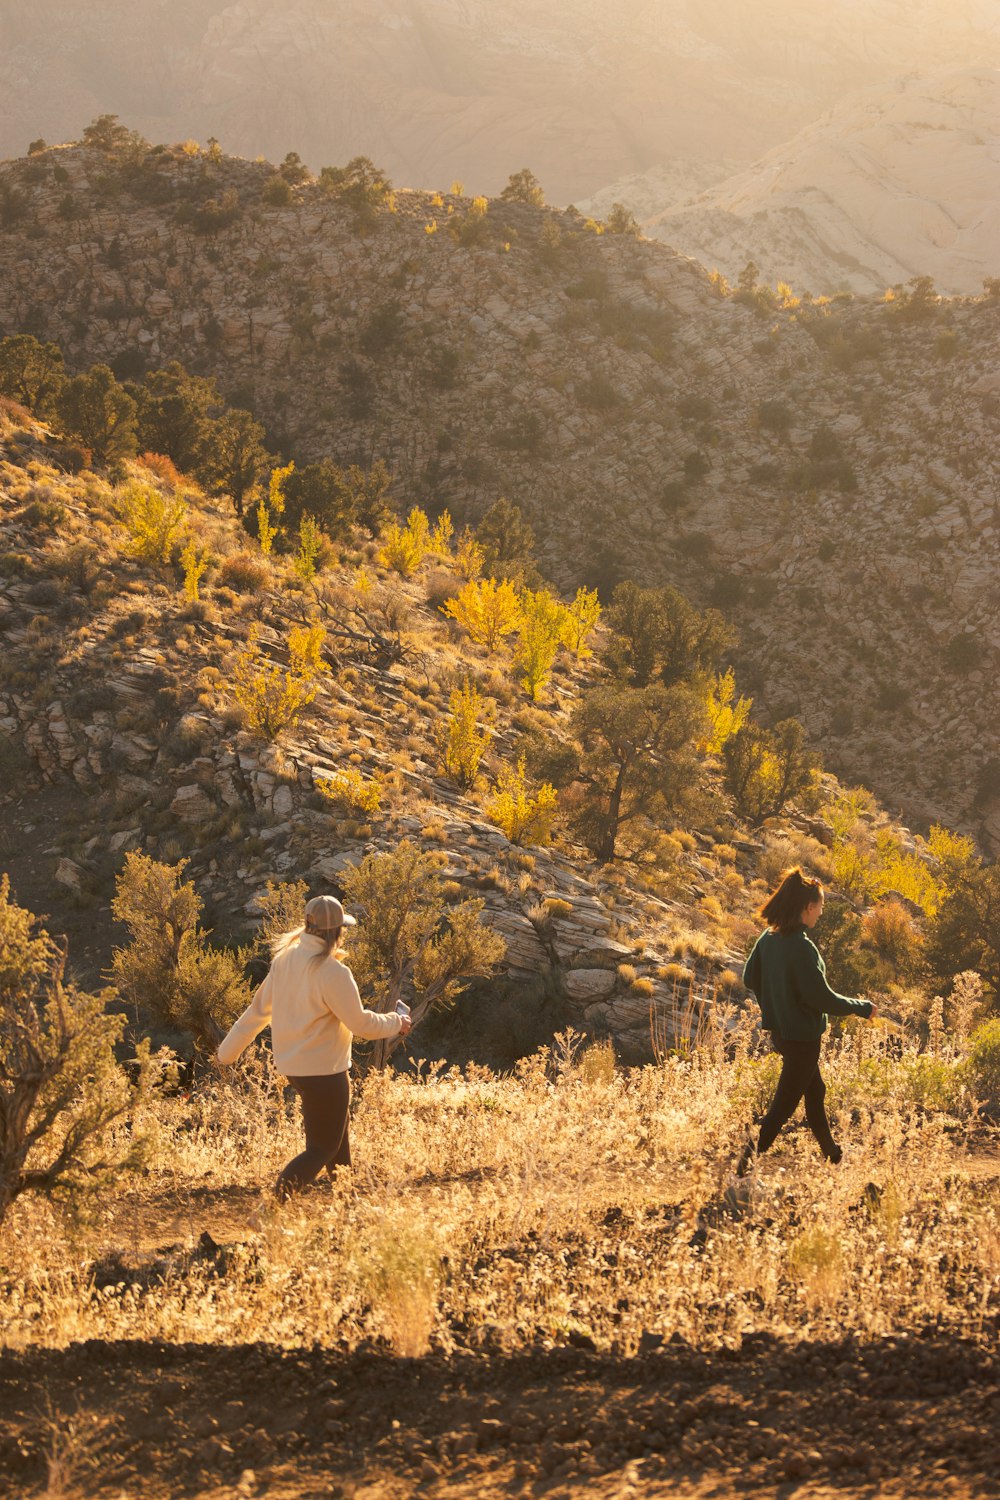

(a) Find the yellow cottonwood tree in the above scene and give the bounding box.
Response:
[443,577,521,651]
[232,623,326,739]
[380,508,430,576]
[487,757,558,845]
[515,587,569,701]
[701,668,752,754]
[560,585,601,658]
[439,679,495,786]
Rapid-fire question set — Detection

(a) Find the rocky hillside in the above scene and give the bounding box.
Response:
[2,2,1000,199]
[0,406,790,1064]
[640,68,1000,296]
[0,139,998,855]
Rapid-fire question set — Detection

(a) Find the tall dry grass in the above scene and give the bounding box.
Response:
[0,1028,996,1361]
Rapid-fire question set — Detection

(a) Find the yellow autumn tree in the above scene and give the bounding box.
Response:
[232,623,327,739]
[117,480,187,564]
[438,679,495,787]
[257,459,291,556]
[560,585,601,658]
[454,528,484,579]
[180,539,208,601]
[487,757,559,845]
[701,668,752,754]
[379,508,430,576]
[515,587,569,701]
[443,577,521,651]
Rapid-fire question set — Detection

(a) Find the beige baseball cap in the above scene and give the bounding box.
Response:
[304,895,357,932]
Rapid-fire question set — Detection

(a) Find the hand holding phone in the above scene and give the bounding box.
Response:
[396,1000,412,1036]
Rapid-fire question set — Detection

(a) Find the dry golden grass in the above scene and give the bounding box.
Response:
[0,1037,995,1364]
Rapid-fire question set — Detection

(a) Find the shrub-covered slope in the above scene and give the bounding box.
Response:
[3,399,997,1065]
[0,138,998,855]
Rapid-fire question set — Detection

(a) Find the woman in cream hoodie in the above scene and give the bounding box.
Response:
[218,895,410,1196]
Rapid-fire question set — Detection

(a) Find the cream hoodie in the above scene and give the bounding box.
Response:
[217,932,401,1076]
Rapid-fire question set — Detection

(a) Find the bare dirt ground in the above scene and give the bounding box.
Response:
[0,1331,997,1499]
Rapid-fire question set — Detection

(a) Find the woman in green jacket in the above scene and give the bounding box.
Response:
[738,867,875,1175]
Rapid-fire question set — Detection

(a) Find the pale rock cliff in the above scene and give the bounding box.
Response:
[641,68,1000,296]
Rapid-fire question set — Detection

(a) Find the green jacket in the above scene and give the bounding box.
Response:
[742,926,872,1041]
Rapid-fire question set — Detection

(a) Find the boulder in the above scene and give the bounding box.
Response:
[54,857,84,890]
[564,968,617,1002]
[170,784,215,821]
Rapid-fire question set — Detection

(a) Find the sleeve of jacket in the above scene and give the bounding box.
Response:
[217,969,275,1064]
[323,963,403,1041]
[743,932,764,996]
[794,937,872,1018]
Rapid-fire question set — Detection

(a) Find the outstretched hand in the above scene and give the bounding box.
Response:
[398,1014,413,1037]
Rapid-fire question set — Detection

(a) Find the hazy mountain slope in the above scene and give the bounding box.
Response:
[2,2,1000,199]
[641,68,1000,296]
[0,142,998,853]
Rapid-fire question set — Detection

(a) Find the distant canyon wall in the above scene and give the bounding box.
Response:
[1,1,999,200]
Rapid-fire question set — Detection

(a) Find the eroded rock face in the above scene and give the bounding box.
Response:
[640,68,1000,296]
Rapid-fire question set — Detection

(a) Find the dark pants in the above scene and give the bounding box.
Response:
[277,1071,352,1198]
[744,1035,840,1170]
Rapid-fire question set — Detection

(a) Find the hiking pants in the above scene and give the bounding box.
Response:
[277,1071,351,1197]
[756,1035,840,1161]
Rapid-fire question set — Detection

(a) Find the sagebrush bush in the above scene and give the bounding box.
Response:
[216,552,270,593]
[0,876,150,1227]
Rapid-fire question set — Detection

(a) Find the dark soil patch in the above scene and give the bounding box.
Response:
[0,1334,996,1499]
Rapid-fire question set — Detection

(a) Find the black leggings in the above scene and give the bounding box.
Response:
[277,1072,352,1197]
[755,1035,840,1161]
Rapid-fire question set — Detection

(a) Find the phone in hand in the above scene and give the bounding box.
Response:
[395,1000,411,1019]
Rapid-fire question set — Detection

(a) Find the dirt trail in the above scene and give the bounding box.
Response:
[0,1334,996,1499]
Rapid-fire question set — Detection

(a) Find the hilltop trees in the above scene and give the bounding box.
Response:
[500,169,545,207]
[319,157,395,217]
[80,114,148,163]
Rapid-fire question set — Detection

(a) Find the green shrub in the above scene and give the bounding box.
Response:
[0,876,150,1227]
[965,1019,1000,1116]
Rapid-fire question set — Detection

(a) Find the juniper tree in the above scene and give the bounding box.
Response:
[0,333,65,414]
[56,364,138,465]
[567,683,707,863]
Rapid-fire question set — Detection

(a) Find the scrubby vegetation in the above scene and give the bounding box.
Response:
[0,122,998,1500]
